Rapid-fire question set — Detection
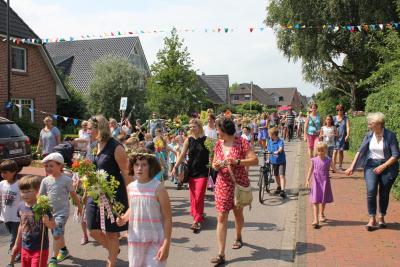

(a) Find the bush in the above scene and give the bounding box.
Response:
[14,118,41,144]
[365,85,400,199]
[348,116,368,153]
[263,108,277,114]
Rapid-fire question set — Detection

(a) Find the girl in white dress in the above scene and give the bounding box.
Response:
[117,150,172,267]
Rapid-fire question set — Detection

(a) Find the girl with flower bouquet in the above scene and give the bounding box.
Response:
[86,115,131,267]
[117,150,172,267]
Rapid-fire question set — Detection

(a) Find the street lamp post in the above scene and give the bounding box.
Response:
[250,81,253,111]
[6,0,11,119]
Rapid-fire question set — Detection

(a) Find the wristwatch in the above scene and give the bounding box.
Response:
[237,159,241,166]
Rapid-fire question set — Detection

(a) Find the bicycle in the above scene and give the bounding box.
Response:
[258,151,275,204]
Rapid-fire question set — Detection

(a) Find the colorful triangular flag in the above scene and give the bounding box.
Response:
[73,118,79,126]
[63,116,69,122]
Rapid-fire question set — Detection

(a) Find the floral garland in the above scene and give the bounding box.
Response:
[72,159,124,230]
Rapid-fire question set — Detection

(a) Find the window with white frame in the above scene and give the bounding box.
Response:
[11,47,27,72]
[233,95,239,101]
[244,94,251,100]
[11,99,34,122]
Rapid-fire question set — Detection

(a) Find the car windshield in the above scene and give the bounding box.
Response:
[0,123,25,138]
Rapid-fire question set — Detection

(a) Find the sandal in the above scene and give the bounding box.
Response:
[81,236,89,245]
[232,239,243,249]
[210,255,225,266]
[312,223,320,229]
[365,224,378,231]
[319,215,327,222]
[190,223,197,230]
[378,217,387,228]
[193,222,201,233]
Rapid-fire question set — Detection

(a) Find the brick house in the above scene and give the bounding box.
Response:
[0,1,68,123]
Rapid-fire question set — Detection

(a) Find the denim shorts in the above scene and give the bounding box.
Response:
[52,215,68,237]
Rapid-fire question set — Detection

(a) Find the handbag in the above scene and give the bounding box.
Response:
[344,141,350,151]
[221,139,253,209]
[181,162,190,183]
[234,183,253,209]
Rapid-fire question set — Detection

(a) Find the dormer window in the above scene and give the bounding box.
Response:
[279,96,284,101]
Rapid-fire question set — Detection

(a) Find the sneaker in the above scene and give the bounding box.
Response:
[57,248,70,262]
[48,257,58,267]
[274,187,281,195]
[177,182,183,190]
[280,190,286,198]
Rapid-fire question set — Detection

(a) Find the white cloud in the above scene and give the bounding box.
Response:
[11,0,318,96]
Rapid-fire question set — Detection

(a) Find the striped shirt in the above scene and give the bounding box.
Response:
[286,114,295,125]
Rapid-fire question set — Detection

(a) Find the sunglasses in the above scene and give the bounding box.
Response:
[336,109,343,112]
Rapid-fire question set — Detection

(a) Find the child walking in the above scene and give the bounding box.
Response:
[11,175,56,267]
[117,149,172,267]
[267,127,287,198]
[1,160,22,266]
[306,142,335,229]
[39,153,82,266]
[320,115,338,159]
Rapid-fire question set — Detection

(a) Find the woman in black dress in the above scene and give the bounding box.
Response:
[86,115,131,267]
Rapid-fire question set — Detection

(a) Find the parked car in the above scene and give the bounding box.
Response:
[0,117,32,172]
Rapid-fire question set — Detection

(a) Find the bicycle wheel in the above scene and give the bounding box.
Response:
[265,166,272,193]
[258,168,266,204]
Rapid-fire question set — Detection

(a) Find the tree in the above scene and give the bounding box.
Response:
[146,28,207,117]
[229,82,239,93]
[88,56,146,120]
[265,0,399,109]
[56,71,88,119]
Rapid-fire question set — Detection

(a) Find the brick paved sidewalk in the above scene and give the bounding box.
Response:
[297,153,400,267]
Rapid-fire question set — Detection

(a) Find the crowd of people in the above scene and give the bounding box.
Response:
[0,104,399,267]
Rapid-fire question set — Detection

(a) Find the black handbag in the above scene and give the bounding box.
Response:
[344,141,350,151]
[182,162,190,183]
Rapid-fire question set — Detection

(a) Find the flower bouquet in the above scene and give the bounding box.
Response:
[154,138,165,153]
[204,138,217,167]
[32,195,51,222]
[72,159,125,230]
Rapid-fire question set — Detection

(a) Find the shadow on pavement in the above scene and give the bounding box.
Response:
[295,241,325,256]
[323,219,367,227]
[62,256,128,267]
[225,242,298,265]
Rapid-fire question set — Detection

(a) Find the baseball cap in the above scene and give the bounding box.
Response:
[42,152,64,165]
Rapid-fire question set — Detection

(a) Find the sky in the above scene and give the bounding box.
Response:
[10,0,319,96]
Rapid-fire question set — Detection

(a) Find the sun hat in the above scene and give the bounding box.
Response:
[42,152,64,165]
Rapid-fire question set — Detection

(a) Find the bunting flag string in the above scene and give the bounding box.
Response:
[5,101,83,126]
[1,22,399,44]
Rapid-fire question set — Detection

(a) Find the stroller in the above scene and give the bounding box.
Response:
[53,142,74,167]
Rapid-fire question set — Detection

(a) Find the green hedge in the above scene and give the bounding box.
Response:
[348,116,367,153]
[365,86,400,199]
[14,118,41,144]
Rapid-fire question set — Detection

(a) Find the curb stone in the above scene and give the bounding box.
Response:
[278,141,304,267]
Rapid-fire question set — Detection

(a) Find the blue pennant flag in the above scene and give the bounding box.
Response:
[294,24,301,29]
[29,108,33,113]
[53,114,59,120]
[73,118,79,126]
[5,102,13,109]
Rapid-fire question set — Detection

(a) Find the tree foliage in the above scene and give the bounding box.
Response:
[88,56,146,120]
[236,101,263,114]
[266,0,399,109]
[56,71,88,119]
[146,28,207,118]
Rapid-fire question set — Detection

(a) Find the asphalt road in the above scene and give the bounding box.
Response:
[0,140,304,267]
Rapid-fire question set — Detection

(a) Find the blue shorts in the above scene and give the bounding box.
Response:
[52,215,68,237]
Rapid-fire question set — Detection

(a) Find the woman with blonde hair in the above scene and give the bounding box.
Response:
[346,112,399,231]
[37,116,61,157]
[172,118,209,233]
[86,115,131,267]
